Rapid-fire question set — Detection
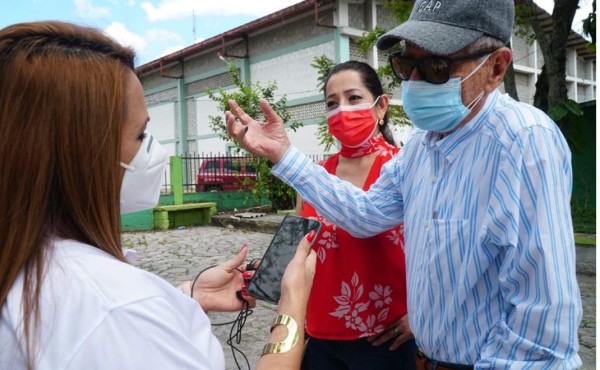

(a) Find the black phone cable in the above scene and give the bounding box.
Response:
[190,265,254,370]
[211,298,253,370]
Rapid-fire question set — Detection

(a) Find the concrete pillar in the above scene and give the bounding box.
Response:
[170,156,183,205]
[366,0,378,69]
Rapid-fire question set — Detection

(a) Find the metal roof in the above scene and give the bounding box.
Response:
[136,0,335,76]
[136,0,595,76]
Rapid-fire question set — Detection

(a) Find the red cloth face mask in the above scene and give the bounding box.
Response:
[326,97,380,148]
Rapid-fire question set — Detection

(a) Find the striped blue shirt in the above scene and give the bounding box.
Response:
[272,90,582,369]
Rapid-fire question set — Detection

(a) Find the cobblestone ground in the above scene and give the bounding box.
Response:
[123,226,596,370]
[123,226,275,370]
[578,273,596,370]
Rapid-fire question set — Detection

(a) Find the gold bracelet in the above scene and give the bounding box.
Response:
[260,314,299,356]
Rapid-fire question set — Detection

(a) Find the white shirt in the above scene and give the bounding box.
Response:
[272,91,582,369]
[0,239,224,370]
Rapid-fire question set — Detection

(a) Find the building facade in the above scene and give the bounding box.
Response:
[136,0,596,160]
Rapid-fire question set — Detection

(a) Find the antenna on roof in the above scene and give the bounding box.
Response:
[192,9,196,42]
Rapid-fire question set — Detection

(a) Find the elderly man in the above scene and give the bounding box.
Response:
[225,0,582,368]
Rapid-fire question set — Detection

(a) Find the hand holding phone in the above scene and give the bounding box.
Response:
[246,215,321,304]
[278,227,319,311]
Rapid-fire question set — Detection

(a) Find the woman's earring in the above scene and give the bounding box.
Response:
[378,119,384,126]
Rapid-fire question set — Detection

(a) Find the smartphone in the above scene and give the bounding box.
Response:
[246,215,322,304]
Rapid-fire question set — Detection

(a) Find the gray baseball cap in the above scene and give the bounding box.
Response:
[376,0,514,55]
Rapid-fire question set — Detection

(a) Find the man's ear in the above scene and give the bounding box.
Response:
[486,47,512,91]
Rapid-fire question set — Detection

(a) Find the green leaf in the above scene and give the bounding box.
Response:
[563,99,584,116]
[548,104,569,121]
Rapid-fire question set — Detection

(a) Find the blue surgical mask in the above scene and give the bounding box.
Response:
[401,54,491,133]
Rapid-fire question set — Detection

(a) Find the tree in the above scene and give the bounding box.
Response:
[518,0,579,114]
[310,56,337,152]
[514,0,591,152]
[582,0,596,48]
[206,62,302,210]
[500,40,520,101]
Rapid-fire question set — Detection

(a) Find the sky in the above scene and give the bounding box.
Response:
[0,0,594,67]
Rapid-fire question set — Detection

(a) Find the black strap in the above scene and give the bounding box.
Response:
[417,351,474,370]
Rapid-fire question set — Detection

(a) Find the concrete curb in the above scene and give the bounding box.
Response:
[576,245,596,275]
[212,214,596,275]
[211,213,284,234]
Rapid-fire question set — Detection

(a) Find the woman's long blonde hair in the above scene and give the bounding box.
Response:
[0,21,135,368]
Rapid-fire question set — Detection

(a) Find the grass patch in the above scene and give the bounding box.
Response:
[571,206,595,234]
[575,234,596,246]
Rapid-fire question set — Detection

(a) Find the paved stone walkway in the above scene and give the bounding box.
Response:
[123,225,596,370]
[123,226,276,370]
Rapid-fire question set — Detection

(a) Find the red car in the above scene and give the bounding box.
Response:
[195,157,257,192]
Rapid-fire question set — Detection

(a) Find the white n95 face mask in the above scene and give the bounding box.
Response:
[119,134,168,214]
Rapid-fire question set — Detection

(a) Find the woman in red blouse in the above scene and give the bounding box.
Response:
[298,61,417,369]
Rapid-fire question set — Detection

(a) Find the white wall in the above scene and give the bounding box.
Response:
[392,124,415,147]
[148,102,175,141]
[195,96,223,137]
[251,42,335,101]
[148,102,176,187]
[197,137,233,154]
[288,122,334,156]
[195,88,240,154]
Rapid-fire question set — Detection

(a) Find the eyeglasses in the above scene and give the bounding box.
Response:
[388,49,497,84]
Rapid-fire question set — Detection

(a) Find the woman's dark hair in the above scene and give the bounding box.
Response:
[323,60,395,146]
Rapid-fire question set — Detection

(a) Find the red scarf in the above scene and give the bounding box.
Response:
[339,133,396,158]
